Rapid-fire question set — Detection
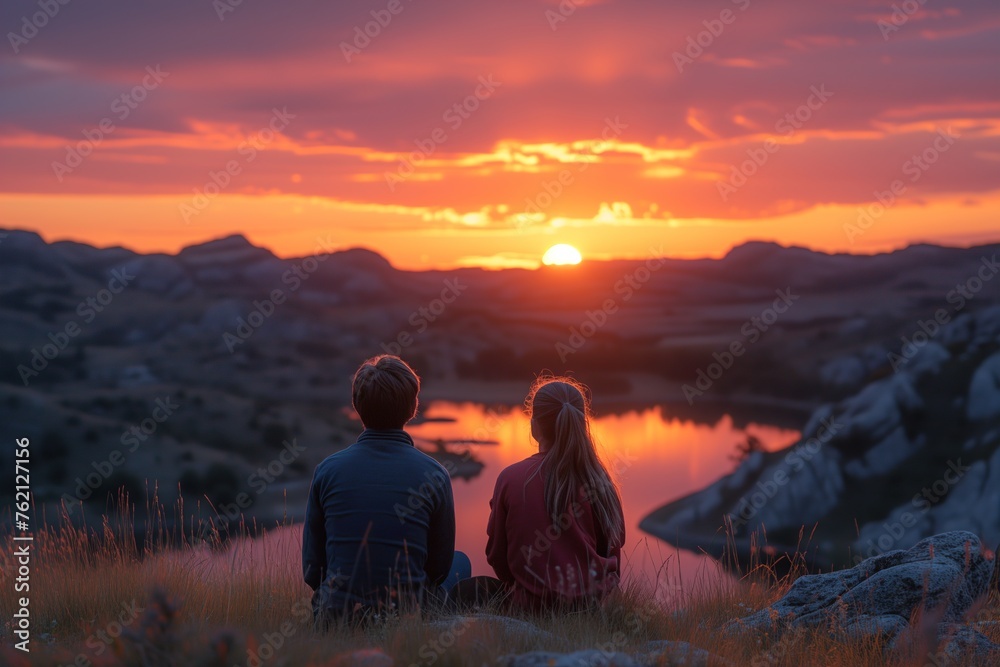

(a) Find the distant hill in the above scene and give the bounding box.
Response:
[2,229,998,535]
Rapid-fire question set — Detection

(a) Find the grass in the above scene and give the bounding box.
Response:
[1,494,998,666]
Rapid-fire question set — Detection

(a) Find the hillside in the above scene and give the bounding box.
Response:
[2,229,999,538]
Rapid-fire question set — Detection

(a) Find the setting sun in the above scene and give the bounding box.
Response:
[542,244,583,266]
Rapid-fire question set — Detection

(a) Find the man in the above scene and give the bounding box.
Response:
[303,355,458,624]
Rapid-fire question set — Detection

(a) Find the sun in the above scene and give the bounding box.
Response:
[542,244,583,266]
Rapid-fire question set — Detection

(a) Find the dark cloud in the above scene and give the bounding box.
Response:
[1,0,998,221]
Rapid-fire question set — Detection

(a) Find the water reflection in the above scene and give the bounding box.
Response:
[411,428,490,481]
[408,401,800,603]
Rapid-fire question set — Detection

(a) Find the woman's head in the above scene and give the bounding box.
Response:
[525,376,624,550]
[527,377,589,450]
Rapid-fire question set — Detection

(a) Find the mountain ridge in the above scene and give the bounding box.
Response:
[6,227,999,272]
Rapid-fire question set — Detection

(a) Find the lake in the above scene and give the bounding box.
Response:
[168,399,801,606]
[407,400,801,604]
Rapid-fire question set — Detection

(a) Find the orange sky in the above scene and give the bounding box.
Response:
[2,1,999,268]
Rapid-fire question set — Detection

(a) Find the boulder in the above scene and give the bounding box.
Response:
[819,355,867,389]
[426,614,554,644]
[936,623,1000,663]
[940,311,972,346]
[967,351,1000,422]
[726,532,994,650]
[968,304,1000,352]
[905,341,950,378]
[632,640,721,666]
[832,372,923,450]
[327,649,394,667]
[499,638,725,667]
[498,650,637,667]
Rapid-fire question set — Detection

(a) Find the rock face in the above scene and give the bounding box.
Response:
[968,351,1000,422]
[727,532,1000,660]
[327,649,393,667]
[499,650,637,667]
[499,640,719,667]
[642,304,1000,568]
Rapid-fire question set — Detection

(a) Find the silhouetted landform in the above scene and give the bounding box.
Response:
[414,436,488,481]
[1,229,998,540]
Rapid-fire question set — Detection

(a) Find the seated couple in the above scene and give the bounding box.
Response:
[302,355,625,624]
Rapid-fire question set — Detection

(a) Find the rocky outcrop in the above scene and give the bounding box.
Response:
[642,304,1000,568]
[121,254,196,299]
[499,640,721,667]
[968,351,1000,422]
[499,650,637,667]
[726,532,999,661]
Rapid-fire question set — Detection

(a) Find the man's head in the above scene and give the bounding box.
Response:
[352,355,420,430]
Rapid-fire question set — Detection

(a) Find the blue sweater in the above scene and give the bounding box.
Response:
[302,429,455,607]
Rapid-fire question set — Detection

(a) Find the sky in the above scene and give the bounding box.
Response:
[1,0,999,269]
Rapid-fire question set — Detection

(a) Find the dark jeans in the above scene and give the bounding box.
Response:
[443,550,472,591]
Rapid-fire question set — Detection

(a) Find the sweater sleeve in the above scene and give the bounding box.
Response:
[609,499,625,575]
[485,474,513,583]
[302,470,327,590]
[424,468,456,586]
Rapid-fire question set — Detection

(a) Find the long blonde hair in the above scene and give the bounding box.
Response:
[526,376,625,550]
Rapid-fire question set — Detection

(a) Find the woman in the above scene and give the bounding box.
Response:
[486,376,625,612]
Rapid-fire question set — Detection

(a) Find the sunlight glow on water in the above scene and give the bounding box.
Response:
[408,401,800,603]
[226,401,799,606]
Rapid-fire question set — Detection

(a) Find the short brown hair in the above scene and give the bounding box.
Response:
[352,355,420,429]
